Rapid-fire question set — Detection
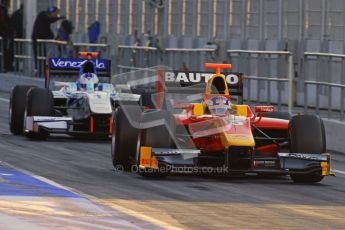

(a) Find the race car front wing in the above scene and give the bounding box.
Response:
[25,116,72,132]
[25,116,112,136]
[138,147,332,176]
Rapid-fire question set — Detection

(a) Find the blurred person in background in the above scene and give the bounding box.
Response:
[11,3,24,38]
[56,19,73,57]
[130,30,141,66]
[32,6,64,71]
[0,0,13,72]
[179,62,190,72]
[8,3,24,72]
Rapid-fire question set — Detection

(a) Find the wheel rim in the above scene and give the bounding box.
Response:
[111,115,117,159]
[8,101,12,127]
[23,109,27,134]
[8,90,14,128]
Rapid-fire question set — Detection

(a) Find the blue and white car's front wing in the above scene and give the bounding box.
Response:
[25,116,72,133]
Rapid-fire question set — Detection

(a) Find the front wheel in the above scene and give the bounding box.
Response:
[24,88,54,140]
[9,85,36,135]
[289,115,326,183]
[111,105,142,171]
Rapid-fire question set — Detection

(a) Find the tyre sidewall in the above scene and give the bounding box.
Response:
[288,115,326,183]
[9,85,36,135]
[24,88,54,140]
[112,106,142,170]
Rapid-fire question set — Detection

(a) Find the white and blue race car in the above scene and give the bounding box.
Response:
[9,52,140,139]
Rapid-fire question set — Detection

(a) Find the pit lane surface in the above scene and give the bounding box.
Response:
[0,92,345,229]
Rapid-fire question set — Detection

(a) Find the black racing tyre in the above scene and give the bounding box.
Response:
[138,110,175,177]
[9,85,36,135]
[24,88,54,140]
[289,115,326,183]
[140,110,175,148]
[111,105,142,171]
[262,111,291,120]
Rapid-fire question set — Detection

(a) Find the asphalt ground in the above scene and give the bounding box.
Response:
[0,91,345,229]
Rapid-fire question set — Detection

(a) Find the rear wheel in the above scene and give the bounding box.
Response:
[9,85,36,135]
[24,88,54,140]
[289,115,326,183]
[138,110,175,177]
[111,105,142,171]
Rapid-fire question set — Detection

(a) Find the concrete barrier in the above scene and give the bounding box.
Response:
[323,119,345,154]
[0,73,45,93]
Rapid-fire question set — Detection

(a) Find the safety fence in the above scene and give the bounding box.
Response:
[1,37,345,120]
[25,0,345,42]
[117,45,217,72]
[302,52,345,120]
[226,50,293,111]
[116,47,345,120]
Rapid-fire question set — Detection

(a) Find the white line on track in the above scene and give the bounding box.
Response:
[0,97,9,103]
[332,169,345,175]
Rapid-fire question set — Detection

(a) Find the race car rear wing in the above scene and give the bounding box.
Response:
[45,57,111,88]
[162,70,244,97]
[127,69,244,108]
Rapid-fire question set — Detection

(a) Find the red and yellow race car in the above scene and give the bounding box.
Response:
[111,63,332,183]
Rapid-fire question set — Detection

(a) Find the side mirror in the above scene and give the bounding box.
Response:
[173,102,192,109]
[255,106,274,113]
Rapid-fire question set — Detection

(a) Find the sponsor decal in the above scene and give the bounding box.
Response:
[229,134,251,140]
[280,153,326,161]
[49,58,109,71]
[164,71,240,85]
[32,117,72,122]
[255,106,274,113]
[288,153,322,160]
[152,148,200,156]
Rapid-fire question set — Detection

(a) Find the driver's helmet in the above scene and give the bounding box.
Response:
[78,72,99,91]
[206,96,230,115]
